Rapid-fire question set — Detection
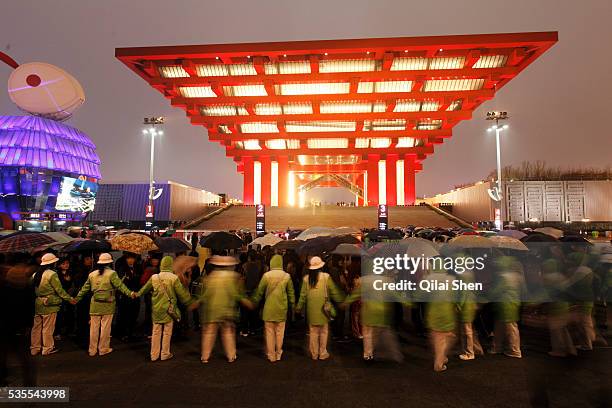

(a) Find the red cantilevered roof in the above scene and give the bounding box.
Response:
[116,32,557,168]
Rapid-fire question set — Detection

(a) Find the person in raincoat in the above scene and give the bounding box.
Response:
[541,246,576,357]
[199,255,246,363]
[455,251,484,361]
[490,253,524,358]
[343,267,407,362]
[137,256,196,361]
[296,257,344,360]
[423,265,458,372]
[74,253,135,357]
[30,253,76,356]
[566,251,596,350]
[250,254,295,362]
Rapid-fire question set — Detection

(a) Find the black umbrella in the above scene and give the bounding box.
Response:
[63,239,111,253]
[200,231,243,251]
[154,237,191,253]
[273,239,301,251]
[296,236,346,257]
[365,229,403,242]
[559,235,593,245]
[521,232,559,243]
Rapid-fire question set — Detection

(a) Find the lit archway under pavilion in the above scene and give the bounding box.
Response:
[116,31,557,206]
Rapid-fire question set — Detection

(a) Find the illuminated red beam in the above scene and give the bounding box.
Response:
[207,129,451,141]
[115,31,557,61]
[192,110,470,125]
[170,90,494,106]
[226,145,434,157]
[150,67,517,87]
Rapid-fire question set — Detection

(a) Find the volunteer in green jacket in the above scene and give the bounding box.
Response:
[137,256,196,361]
[74,253,135,357]
[344,270,407,362]
[455,252,484,361]
[250,254,295,362]
[296,257,344,361]
[199,255,246,364]
[30,253,76,356]
[424,268,458,372]
[490,254,524,358]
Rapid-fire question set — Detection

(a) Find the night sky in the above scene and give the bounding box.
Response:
[1,0,610,200]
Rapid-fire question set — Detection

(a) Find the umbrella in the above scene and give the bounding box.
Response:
[273,239,301,251]
[371,238,440,258]
[534,227,564,239]
[295,227,336,241]
[365,229,403,241]
[297,236,338,257]
[295,235,358,257]
[559,235,593,246]
[250,233,283,248]
[448,235,496,249]
[334,226,360,235]
[521,232,559,243]
[331,243,364,256]
[154,237,191,253]
[199,231,243,251]
[489,236,529,251]
[63,239,112,253]
[0,231,56,252]
[498,230,527,240]
[43,232,75,244]
[110,233,158,253]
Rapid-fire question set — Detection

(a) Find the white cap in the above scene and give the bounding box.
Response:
[40,253,59,266]
[308,256,325,270]
[97,253,113,264]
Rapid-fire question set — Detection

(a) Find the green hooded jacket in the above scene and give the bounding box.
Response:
[296,272,344,326]
[75,268,133,315]
[491,255,524,323]
[251,255,295,322]
[423,271,458,332]
[34,269,73,315]
[137,256,196,323]
[198,269,245,323]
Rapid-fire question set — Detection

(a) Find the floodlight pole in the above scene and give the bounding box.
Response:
[148,131,155,209]
[486,111,508,229]
[143,117,165,215]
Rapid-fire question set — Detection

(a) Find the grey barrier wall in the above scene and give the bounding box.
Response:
[425,180,612,222]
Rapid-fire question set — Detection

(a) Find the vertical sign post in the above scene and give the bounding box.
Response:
[255,204,266,236]
[145,204,154,231]
[378,204,388,230]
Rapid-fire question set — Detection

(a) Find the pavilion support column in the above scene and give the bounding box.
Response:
[357,173,365,206]
[277,156,289,207]
[404,155,416,205]
[243,157,255,205]
[385,154,398,206]
[367,154,380,206]
[260,156,272,206]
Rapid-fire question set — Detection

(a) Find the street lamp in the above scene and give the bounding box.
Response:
[486,111,509,229]
[142,117,165,222]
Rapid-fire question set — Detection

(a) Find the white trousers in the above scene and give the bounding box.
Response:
[89,314,113,356]
[30,313,57,355]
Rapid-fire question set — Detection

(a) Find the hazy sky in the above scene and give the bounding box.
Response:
[1,0,611,199]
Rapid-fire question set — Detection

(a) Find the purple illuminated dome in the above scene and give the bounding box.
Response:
[0,115,100,178]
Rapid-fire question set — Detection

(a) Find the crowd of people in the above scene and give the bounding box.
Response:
[1,228,611,387]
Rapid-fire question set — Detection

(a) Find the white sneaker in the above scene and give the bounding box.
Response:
[459,354,475,361]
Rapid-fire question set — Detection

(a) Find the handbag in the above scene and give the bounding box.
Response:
[155,275,181,322]
[321,274,336,321]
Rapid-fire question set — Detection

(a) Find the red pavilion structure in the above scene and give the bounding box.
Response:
[116,32,557,206]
